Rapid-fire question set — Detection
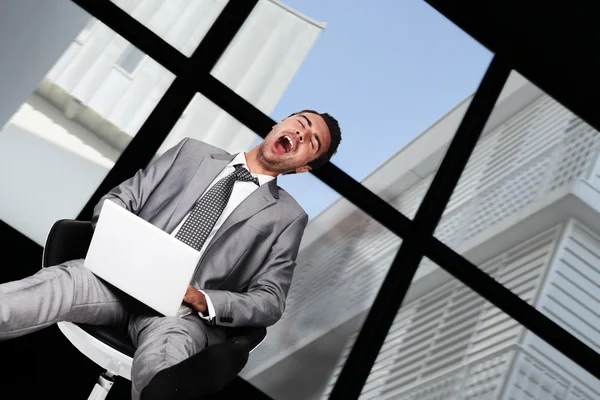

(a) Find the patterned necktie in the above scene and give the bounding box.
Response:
[175,164,258,317]
[175,164,259,252]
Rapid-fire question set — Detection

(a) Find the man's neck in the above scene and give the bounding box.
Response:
[244,148,279,177]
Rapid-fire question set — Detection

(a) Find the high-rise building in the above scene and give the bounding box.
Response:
[0,0,324,246]
[244,72,600,400]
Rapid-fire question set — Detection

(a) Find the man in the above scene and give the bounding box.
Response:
[0,110,341,399]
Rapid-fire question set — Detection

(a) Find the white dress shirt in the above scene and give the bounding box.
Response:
[171,152,274,322]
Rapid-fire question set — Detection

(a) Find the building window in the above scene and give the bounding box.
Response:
[117,44,145,75]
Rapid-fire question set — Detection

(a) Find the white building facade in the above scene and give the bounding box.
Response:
[244,73,600,400]
[0,0,324,245]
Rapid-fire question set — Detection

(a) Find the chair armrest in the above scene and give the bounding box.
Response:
[43,219,94,267]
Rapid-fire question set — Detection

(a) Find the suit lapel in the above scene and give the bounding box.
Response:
[166,153,234,232]
[202,179,278,257]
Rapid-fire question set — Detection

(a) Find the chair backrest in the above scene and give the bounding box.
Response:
[43,219,267,351]
[43,219,94,267]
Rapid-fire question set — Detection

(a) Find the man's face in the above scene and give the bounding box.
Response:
[258,112,332,174]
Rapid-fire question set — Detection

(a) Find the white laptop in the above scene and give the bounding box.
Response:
[84,200,200,317]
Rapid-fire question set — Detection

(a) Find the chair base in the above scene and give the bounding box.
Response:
[87,372,115,400]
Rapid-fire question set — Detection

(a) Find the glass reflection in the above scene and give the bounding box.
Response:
[110,0,227,56]
[0,11,175,245]
[329,255,599,399]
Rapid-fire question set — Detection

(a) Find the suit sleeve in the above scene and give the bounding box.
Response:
[91,138,189,228]
[201,212,308,327]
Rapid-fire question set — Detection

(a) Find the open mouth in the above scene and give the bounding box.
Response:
[274,135,294,154]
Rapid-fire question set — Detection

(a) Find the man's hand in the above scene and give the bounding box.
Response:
[183,284,207,314]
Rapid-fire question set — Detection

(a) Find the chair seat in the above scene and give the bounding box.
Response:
[75,323,265,361]
[77,323,136,358]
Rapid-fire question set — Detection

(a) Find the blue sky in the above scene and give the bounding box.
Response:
[262,0,493,219]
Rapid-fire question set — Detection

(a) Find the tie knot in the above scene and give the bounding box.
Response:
[233,164,260,186]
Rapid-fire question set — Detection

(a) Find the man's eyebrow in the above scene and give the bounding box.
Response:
[315,134,321,152]
[299,114,312,127]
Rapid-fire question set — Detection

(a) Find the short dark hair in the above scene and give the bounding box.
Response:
[288,109,342,169]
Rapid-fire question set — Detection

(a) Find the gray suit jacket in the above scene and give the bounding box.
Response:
[92,138,308,328]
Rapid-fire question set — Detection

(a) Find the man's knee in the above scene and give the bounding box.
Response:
[52,259,91,284]
[0,262,77,306]
[1,259,121,330]
[130,317,209,398]
[34,259,90,293]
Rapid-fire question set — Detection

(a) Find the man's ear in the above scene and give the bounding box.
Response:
[295,165,312,174]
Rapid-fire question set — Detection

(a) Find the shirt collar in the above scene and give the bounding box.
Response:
[229,153,275,186]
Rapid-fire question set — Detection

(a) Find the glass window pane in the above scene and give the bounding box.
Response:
[409,72,600,298]
[211,0,492,218]
[328,257,600,399]
[370,70,600,397]
[386,71,532,221]
[0,6,174,245]
[155,92,261,158]
[210,0,325,117]
[109,0,227,57]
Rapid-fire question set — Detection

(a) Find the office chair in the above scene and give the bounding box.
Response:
[42,219,267,400]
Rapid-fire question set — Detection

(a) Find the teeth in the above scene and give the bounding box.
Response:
[283,135,294,150]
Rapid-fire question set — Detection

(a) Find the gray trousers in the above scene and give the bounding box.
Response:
[0,259,214,400]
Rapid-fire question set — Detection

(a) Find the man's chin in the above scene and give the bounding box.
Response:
[262,157,292,172]
[261,150,284,163]
[259,147,294,166]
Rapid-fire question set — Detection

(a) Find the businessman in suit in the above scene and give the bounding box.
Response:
[0,109,341,399]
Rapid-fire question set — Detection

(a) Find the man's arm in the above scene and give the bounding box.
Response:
[187,212,308,327]
[91,138,189,228]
